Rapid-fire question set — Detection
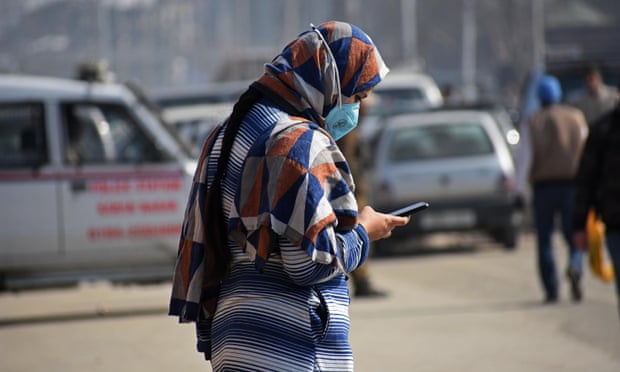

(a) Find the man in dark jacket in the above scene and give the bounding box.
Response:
[573,98,620,319]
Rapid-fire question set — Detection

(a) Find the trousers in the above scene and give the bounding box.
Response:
[532,182,583,298]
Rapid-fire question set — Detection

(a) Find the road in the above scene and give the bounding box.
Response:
[1,232,619,372]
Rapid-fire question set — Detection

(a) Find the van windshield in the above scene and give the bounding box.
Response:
[124,82,194,158]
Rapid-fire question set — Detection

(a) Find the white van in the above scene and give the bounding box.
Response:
[0,75,196,289]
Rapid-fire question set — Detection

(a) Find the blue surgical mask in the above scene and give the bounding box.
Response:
[325,101,360,140]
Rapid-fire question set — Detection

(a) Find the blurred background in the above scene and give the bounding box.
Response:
[0,0,618,104]
[2,2,620,371]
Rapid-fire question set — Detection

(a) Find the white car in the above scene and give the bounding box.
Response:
[0,75,196,289]
[359,71,443,145]
[369,109,522,250]
[371,71,444,114]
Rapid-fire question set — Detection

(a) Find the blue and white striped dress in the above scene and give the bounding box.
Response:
[206,99,369,371]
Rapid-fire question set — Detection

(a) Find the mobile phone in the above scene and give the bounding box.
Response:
[389,201,430,217]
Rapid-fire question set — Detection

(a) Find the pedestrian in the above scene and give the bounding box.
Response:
[168,21,409,371]
[524,75,589,304]
[337,97,387,298]
[571,64,618,126]
[570,64,618,292]
[573,94,620,319]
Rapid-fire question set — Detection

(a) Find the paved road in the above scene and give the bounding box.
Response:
[1,232,619,371]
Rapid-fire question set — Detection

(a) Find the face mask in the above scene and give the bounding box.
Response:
[311,23,359,141]
[324,101,360,140]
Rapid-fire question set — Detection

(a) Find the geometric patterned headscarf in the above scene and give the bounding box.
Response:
[256,20,389,124]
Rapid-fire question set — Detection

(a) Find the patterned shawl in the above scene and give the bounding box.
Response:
[169,21,388,324]
[228,117,356,271]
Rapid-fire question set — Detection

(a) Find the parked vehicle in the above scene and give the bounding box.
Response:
[0,74,196,290]
[150,80,248,155]
[369,109,522,251]
[159,101,233,155]
[371,71,444,114]
[441,102,521,158]
[359,70,443,145]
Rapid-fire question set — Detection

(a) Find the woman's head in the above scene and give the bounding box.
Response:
[259,21,389,125]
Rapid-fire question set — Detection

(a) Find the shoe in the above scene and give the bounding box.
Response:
[566,268,583,302]
[544,293,558,304]
[354,280,388,298]
[355,286,388,298]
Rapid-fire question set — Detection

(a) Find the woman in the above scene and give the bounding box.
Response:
[169,21,409,371]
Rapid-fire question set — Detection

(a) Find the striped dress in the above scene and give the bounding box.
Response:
[202,99,368,371]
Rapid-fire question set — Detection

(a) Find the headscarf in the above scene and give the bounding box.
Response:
[227,21,389,268]
[255,20,389,124]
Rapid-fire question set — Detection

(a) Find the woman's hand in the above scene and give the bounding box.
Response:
[358,206,410,242]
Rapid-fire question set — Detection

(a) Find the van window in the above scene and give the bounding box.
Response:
[61,103,173,165]
[0,103,48,168]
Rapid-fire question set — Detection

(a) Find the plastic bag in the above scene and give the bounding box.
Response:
[587,209,614,282]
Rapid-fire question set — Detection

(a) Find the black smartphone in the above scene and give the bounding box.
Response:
[389,201,430,217]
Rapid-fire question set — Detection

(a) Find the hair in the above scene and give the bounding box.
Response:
[206,86,263,282]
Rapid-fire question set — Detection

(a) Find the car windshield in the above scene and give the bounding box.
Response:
[387,122,494,162]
